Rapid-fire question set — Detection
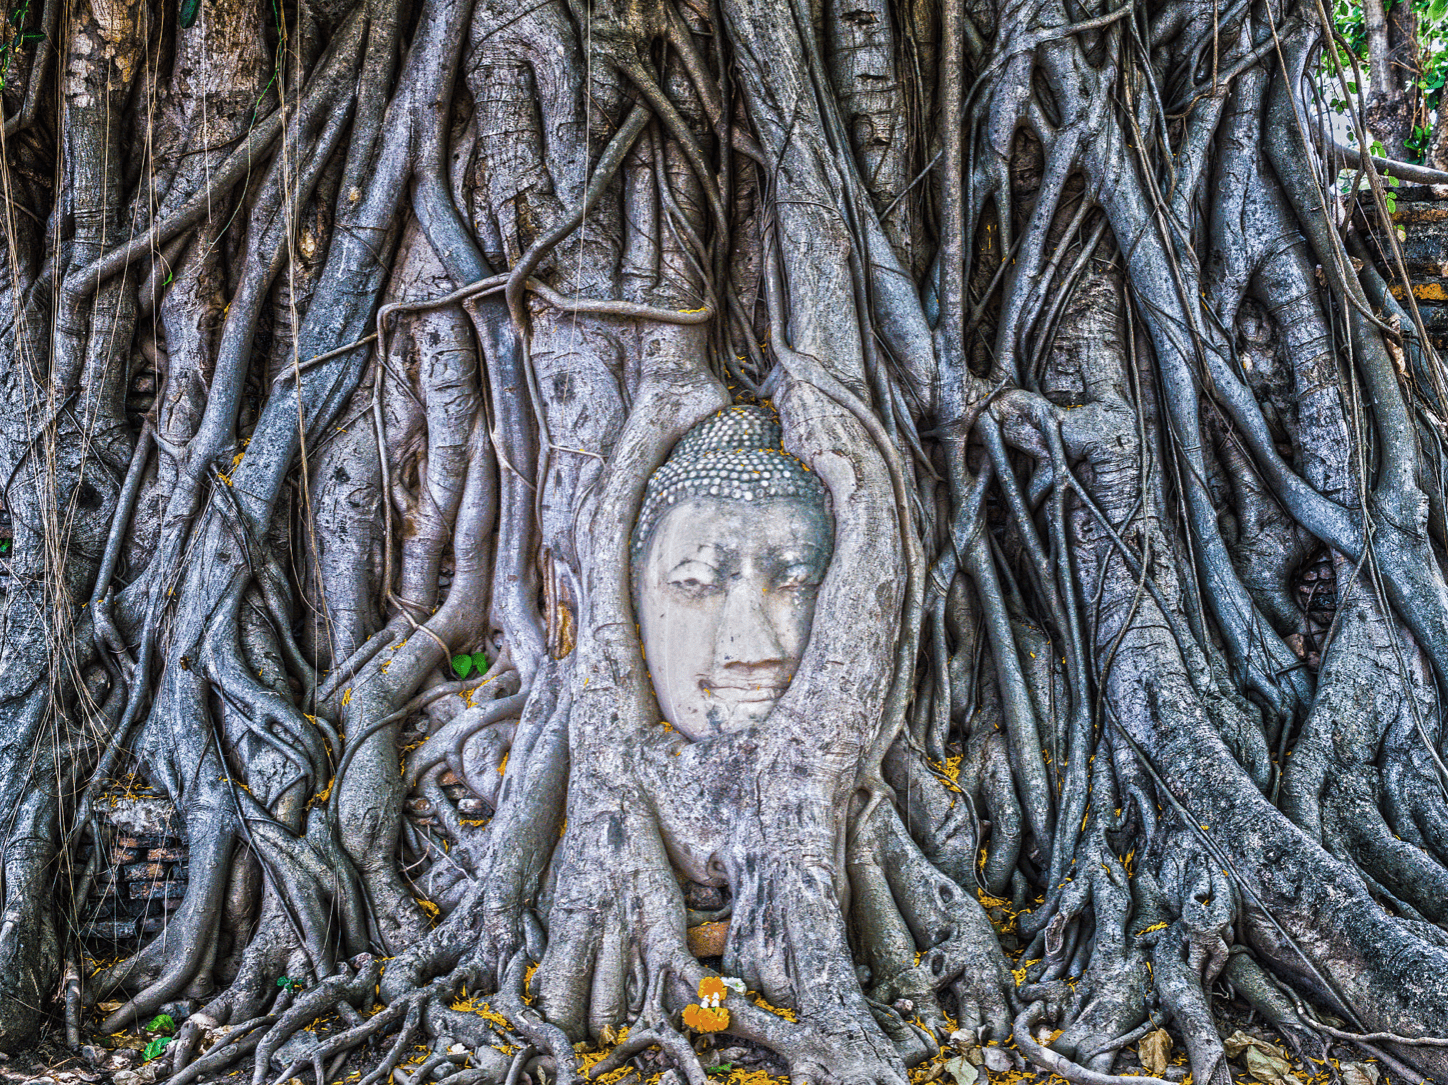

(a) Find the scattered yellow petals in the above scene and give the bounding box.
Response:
[747,992,797,1022]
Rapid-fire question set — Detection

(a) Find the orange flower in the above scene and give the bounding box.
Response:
[697,977,728,1004]
[681,1003,730,1033]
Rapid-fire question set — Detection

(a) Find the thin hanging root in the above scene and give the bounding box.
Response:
[367,273,712,370]
[62,8,368,300]
[504,101,653,326]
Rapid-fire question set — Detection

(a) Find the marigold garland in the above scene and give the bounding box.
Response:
[681,1003,730,1032]
[682,976,731,1032]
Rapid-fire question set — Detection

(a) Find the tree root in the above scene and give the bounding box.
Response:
[1013,1003,1176,1085]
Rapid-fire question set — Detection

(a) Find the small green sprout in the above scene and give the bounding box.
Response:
[451,651,490,679]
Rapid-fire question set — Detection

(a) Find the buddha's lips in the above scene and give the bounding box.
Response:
[701,681,787,703]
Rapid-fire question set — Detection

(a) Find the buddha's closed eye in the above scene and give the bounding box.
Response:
[669,560,723,597]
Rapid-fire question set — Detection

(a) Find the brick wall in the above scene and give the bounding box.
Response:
[78,791,188,950]
[1369,184,1448,348]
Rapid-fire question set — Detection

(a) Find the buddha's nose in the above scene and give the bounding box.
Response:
[714,580,786,668]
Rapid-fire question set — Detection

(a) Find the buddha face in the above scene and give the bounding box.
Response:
[636,495,833,741]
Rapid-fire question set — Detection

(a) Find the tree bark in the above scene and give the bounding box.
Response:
[0,0,1446,1082]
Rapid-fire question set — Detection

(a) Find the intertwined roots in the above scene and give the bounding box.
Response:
[4,0,1448,1081]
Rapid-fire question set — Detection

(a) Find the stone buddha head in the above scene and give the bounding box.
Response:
[631,407,834,741]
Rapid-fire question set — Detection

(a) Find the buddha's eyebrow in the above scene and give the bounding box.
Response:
[668,546,735,571]
[669,556,720,572]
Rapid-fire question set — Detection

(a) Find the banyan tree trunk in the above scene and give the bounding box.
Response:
[2,0,1448,1082]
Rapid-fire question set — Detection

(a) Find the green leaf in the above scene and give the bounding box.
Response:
[451,654,474,679]
[1371,139,1387,157]
[142,1036,173,1062]
[0,539,10,554]
[18,29,43,42]
[471,651,489,673]
[179,0,202,28]
[706,1066,734,1074]
[147,1013,176,1034]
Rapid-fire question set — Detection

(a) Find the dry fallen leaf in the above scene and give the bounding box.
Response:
[1139,1028,1172,1077]
[1222,1030,1293,1085]
[1244,1045,1294,1085]
[1222,1031,1274,1058]
[1340,1061,1382,1085]
[942,1055,979,1085]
